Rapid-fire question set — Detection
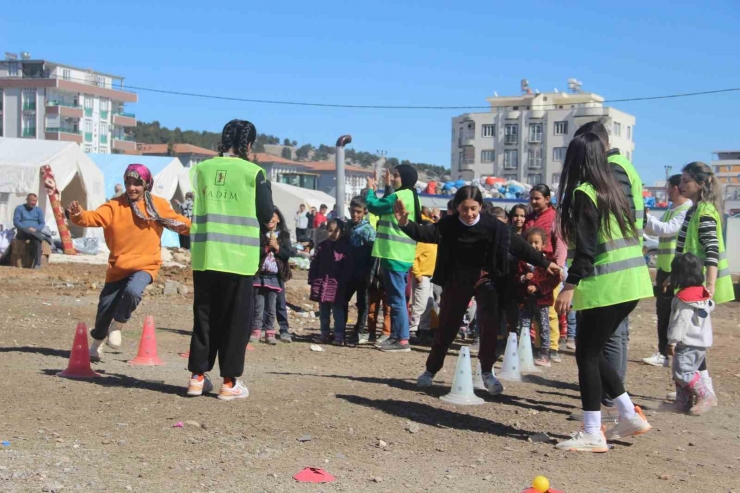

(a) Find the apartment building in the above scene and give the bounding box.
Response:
[0,53,137,153]
[711,150,740,200]
[451,83,635,186]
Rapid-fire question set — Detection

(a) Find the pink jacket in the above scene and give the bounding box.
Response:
[308,237,354,304]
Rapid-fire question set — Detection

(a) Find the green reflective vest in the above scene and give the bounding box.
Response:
[570,183,654,311]
[190,156,262,276]
[371,189,418,264]
[656,201,693,272]
[683,202,735,305]
[608,153,645,246]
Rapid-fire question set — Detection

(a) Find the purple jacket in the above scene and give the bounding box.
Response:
[308,237,354,304]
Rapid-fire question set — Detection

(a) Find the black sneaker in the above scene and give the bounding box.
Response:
[379,339,411,353]
[345,334,359,347]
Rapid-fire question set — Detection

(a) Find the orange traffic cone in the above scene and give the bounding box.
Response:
[129,316,164,366]
[58,322,101,379]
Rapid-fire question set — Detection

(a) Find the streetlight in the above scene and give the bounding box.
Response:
[664,165,672,181]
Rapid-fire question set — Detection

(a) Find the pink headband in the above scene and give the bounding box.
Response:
[124,164,153,192]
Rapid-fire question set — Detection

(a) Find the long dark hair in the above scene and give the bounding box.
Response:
[452,185,483,209]
[671,253,704,290]
[218,120,257,160]
[265,206,290,238]
[557,132,635,244]
[682,162,723,217]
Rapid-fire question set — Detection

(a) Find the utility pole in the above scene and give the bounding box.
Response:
[376,150,387,187]
[335,135,352,220]
[664,165,672,182]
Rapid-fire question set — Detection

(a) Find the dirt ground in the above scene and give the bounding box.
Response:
[1,263,739,493]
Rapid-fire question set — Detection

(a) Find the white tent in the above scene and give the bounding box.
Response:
[88,153,192,247]
[271,182,349,241]
[0,137,105,241]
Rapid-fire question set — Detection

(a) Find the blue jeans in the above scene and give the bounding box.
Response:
[92,271,152,340]
[382,268,409,340]
[320,302,346,338]
[567,309,577,339]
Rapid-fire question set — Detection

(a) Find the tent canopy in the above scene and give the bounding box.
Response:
[271,182,349,241]
[0,137,105,241]
[87,154,192,248]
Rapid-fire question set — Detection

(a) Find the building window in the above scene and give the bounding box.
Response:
[529,123,543,143]
[96,76,106,87]
[727,165,733,172]
[461,146,475,165]
[458,151,463,165]
[504,174,518,181]
[551,173,561,185]
[554,121,568,135]
[504,149,518,169]
[527,147,543,169]
[504,124,518,145]
[62,69,71,81]
[22,89,36,111]
[627,126,632,141]
[553,147,567,161]
[527,174,543,185]
[482,124,495,138]
[481,149,495,163]
[8,62,19,77]
[613,122,622,137]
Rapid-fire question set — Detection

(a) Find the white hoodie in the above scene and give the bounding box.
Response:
[667,286,714,349]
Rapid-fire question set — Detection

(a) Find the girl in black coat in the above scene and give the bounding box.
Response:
[395,186,560,395]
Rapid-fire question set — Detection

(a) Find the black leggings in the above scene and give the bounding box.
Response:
[576,300,639,411]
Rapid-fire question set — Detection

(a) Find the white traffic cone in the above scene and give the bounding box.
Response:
[498,332,522,382]
[472,360,486,391]
[440,346,485,405]
[518,327,541,374]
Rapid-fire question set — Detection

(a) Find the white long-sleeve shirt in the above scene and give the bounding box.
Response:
[294,211,309,229]
[644,200,692,237]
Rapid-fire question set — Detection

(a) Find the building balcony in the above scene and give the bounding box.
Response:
[504,135,518,145]
[46,102,83,119]
[45,127,82,143]
[112,136,137,151]
[84,108,93,117]
[22,128,37,138]
[22,102,36,111]
[574,106,607,117]
[84,132,93,142]
[100,110,109,120]
[113,112,136,127]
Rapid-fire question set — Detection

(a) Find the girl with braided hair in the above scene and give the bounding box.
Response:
[186,119,275,401]
[67,164,191,361]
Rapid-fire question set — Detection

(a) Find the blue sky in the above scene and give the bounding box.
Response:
[2,0,738,185]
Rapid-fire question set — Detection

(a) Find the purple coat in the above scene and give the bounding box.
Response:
[308,237,354,304]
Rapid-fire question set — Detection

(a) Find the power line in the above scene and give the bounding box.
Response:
[52,75,740,110]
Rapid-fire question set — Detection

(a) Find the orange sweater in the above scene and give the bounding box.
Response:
[71,195,191,283]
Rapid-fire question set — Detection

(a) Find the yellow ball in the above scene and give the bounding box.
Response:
[532,475,550,492]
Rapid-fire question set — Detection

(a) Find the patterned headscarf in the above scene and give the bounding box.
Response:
[123,164,187,232]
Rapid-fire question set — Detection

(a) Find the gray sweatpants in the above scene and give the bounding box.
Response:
[672,344,706,386]
[602,317,629,401]
[253,287,277,331]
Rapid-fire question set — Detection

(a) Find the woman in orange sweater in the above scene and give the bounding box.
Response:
[68,164,190,361]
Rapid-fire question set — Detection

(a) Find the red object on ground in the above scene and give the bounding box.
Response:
[58,322,101,379]
[293,467,336,483]
[179,351,190,358]
[247,344,255,351]
[129,316,164,366]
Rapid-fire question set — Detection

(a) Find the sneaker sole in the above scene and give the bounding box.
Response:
[105,342,121,350]
[187,389,203,397]
[642,360,665,367]
[561,446,609,453]
[380,347,411,353]
[217,392,249,401]
[607,423,652,440]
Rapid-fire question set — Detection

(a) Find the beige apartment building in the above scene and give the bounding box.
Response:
[711,150,740,201]
[0,53,137,153]
[451,84,636,186]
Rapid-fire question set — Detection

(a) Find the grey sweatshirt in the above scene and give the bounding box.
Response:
[667,287,714,348]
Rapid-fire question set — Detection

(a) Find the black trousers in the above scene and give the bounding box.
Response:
[427,271,499,374]
[178,234,191,250]
[655,268,672,357]
[189,270,253,378]
[576,300,638,411]
[16,228,44,267]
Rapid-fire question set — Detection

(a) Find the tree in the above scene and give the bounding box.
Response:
[281,147,293,160]
[296,144,313,161]
[283,138,292,146]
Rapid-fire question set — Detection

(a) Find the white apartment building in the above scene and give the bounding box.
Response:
[451,84,636,186]
[0,53,137,153]
[711,150,740,201]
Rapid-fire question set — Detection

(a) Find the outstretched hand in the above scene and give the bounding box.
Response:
[366,176,378,191]
[393,198,410,226]
[67,201,84,216]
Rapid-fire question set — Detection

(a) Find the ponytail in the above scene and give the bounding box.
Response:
[218,119,257,160]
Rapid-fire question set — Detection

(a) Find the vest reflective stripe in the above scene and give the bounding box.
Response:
[371,189,418,263]
[570,183,654,311]
[608,154,645,247]
[683,202,735,304]
[190,156,262,276]
[656,202,693,272]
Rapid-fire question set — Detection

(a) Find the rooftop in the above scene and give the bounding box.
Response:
[252,154,373,174]
[1,58,125,80]
[136,144,218,156]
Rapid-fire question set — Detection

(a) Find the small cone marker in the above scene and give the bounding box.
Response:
[58,322,101,379]
[518,326,541,374]
[498,332,522,382]
[129,316,164,366]
[440,346,484,405]
[472,360,486,391]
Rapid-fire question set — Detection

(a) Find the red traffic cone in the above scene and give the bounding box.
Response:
[129,316,164,366]
[58,322,101,379]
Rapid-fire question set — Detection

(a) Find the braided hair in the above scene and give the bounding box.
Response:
[217,119,257,160]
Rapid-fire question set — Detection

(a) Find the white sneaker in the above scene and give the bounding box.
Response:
[482,372,504,396]
[665,391,677,401]
[217,380,249,401]
[702,377,718,407]
[186,374,213,397]
[642,352,669,367]
[89,339,103,362]
[555,427,608,453]
[417,370,435,388]
[605,406,651,440]
[106,321,124,349]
